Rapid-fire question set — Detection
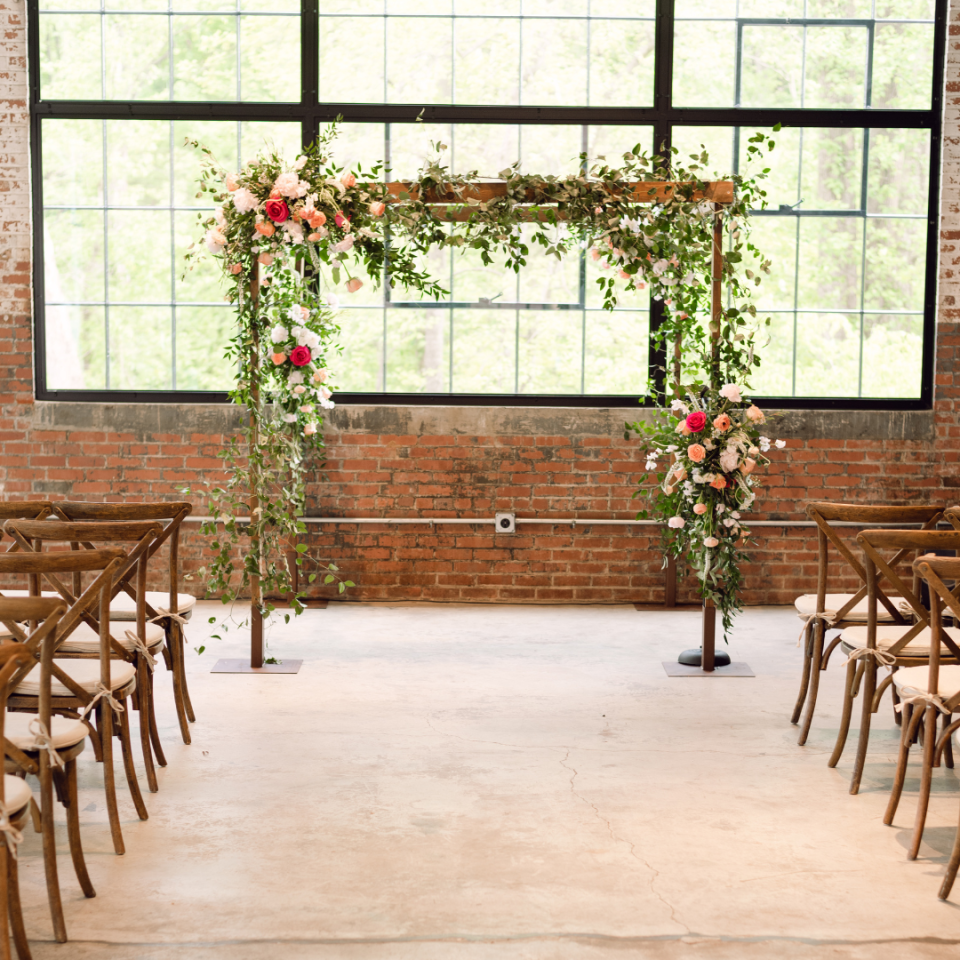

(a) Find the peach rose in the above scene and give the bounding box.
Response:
[703,536,719,548]
[255,222,275,237]
[269,188,282,200]
[308,232,326,242]
[270,352,287,365]
[307,210,327,228]
[740,457,757,475]
[225,175,239,192]
[709,476,728,490]
[341,173,356,188]
[693,503,708,515]
[229,263,242,275]
[713,413,731,432]
[618,269,630,280]
[672,466,687,482]
[313,369,328,383]
[368,201,386,217]
[293,385,306,395]
[687,443,706,463]
[675,421,692,437]
[745,404,765,423]
[345,277,363,293]
[258,252,274,266]
[304,422,317,436]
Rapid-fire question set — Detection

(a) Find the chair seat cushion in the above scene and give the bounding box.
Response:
[4,712,88,751]
[3,775,32,815]
[58,621,165,655]
[14,660,136,698]
[108,592,196,621]
[893,664,960,700]
[795,593,897,622]
[840,625,960,659]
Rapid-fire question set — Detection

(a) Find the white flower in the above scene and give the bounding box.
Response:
[716,504,725,514]
[652,258,669,275]
[319,386,332,400]
[324,293,340,310]
[668,516,685,529]
[723,518,738,528]
[758,436,771,452]
[719,446,740,473]
[333,235,355,253]
[270,324,288,343]
[670,399,689,415]
[231,188,258,214]
[214,206,226,226]
[274,172,302,198]
[282,413,297,423]
[293,156,308,171]
[319,396,335,409]
[645,461,657,472]
[204,227,226,253]
[359,227,377,238]
[719,383,742,403]
[666,444,678,453]
[732,511,741,519]
[775,439,787,449]
[748,445,759,457]
[288,370,304,385]
[703,536,720,548]
[287,306,303,325]
[283,220,304,243]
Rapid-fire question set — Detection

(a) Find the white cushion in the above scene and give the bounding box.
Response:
[795,593,897,622]
[893,664,960,700]
[14,660,136,698]
[3,775,32,815]
[108,592,195,621]
[57,620,165,656]
[4,712,88,751]
[841,625,960,659]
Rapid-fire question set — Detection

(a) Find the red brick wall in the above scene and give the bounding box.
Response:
[0,0,958,605]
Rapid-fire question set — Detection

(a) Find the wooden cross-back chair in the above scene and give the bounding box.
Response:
[909,556,960,900]
[794,502,944,746]
[2,519,167,795]
[0,641,40,960]
[51,501,196,744]
[0,544,149,858]
[830,529,960,795]
[0,597,96,947]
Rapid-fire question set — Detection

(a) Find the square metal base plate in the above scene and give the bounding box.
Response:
[662,661,755,677]
[211,658,303,674]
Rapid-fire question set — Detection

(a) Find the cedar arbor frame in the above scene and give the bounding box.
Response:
[27,0,948,410]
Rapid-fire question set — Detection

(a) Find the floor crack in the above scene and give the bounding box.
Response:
[559,749,690,935]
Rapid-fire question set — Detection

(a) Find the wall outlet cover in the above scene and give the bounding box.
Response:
[494,511,516,533]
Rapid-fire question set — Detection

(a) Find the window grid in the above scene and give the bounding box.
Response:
[28,0,947,408]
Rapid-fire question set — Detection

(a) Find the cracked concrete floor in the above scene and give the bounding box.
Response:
[16,602,960,959]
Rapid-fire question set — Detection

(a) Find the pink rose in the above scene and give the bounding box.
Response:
[368,201,386,217]
[255,221,275,237]
[667,517,685,529]
[265,199,289,223]
[590,248,601,261]
[270,352,287,365]
[345,277,363,293]
[745,404,765,423]
[685,411,706,433]
[304,422,317,436]
[687,443,706,463]
[740,457,757,475]
[229,263,242,275]
[293,385,306,395]
[290,345,312,366]
[258,252,274,266]
[334,212,350,229]
[226,175,239,192]
[307,210,327,228]
[341,173,356,188]
[704,536,719,548]
[693,503,708,515]
[618,269,630,279]
[675,421,691,437]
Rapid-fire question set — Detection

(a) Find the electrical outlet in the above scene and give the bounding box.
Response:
[494,511,516,533]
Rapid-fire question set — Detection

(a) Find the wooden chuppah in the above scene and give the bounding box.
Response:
[239,178,736,671]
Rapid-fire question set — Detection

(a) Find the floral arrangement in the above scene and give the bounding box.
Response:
[186,119,776,621]
[631,384,785,635]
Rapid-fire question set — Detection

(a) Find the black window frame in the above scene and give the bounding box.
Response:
[28,0,948,410]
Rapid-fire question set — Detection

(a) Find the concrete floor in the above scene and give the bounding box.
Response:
[14,602,960,959]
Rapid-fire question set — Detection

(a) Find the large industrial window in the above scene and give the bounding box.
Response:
[30,0,945,407]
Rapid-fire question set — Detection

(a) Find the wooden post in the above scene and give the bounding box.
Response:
[249,261,263,669]
[665,555,677,608]
[702,598,716,672]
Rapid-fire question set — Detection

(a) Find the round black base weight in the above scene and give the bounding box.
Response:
[678,647,732,667]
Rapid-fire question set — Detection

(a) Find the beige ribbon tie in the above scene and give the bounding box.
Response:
[840,646,896,669]
[125,630,158,671]
[0,802,24,859]
[797,611,836,647]
[895,690,952,715]
[150,608,189,627]
[81,682,125,718]
[28,719,64,770]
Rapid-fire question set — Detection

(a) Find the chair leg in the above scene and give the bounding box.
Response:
[168,626,192,744]
[849,661,876,794]
[117,701,148,822]
[885,703,923,825]
[27,800,40,836]
[943,713,955,770]
[98,703,125,856]
[135,661,158,794]
[940,798,960,900]
[829,658,858,768]
[62,760,94,899]
[175,624,196,725]
[799,624,825,746]
[909,706,940,860]
[791,622,813,725]
[146,668,166,769]
[38,757,66,943]
[7,850,31,960]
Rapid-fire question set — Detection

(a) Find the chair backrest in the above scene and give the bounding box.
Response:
[945,506,960,532]
[52,501,192,615]
[0,501,53,523]
[804,501,944,621]
[857,530,960,660]
[913,555,960,714]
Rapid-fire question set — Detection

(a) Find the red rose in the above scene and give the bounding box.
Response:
[685,411,706,433]
[265,199,289,223]
[290,345,312,366]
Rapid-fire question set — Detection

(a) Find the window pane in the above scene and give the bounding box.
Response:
[110,306,172,390]
[799,128,864,212]
[863,218,927,313]
[861,315,923,398]
[46,306,106,391]
[584,311,649,394]
[740,26,803,109]
[793,314,861,397]
[338,310,385,392]
[673,20,736,107]
[385,310,451,392]
[451,309,517,393]
[521,19,587,105]
[588,20,655,107]
[104,14,170,100]
[39,15,103,99]
[867,129,930,216]
[803,26,868,109]
[797,219,863,311]
[454,20,521,105]
[873,23,934,109]
[387,19,453,103]
[319,18,384,103]
[518,310,582,393]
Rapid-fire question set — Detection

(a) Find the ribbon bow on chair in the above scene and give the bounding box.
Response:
[125,630,157,671]
[81,682,126,719]
[797,611,837,647]
[150,608,189,627]
[28,718,65,771]
[895,690,952,715]
[840,646,897,669]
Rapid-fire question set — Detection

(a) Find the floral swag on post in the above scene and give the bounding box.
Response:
[187,120,778,629]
